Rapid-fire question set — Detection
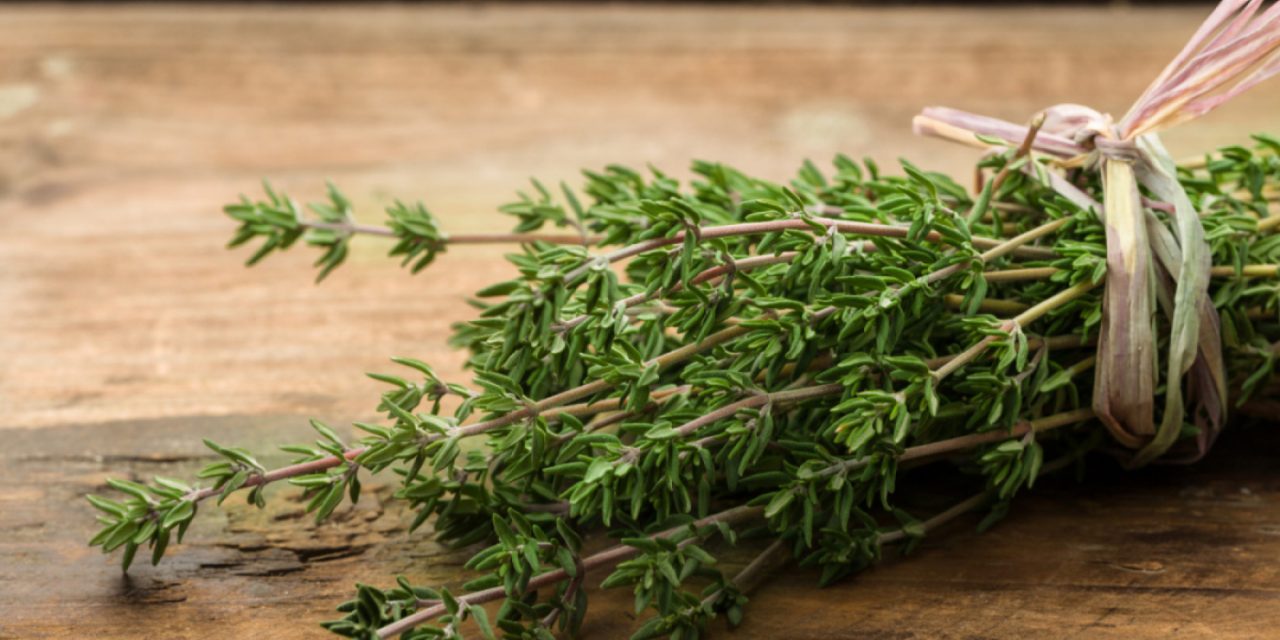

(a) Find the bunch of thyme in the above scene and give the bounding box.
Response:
[88,3,1280,639]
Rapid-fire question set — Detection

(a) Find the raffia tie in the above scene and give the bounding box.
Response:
[912,0,1280,466]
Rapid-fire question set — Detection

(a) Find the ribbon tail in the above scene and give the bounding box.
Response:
[1129,134,1226,466]
[1093,157,1158,450]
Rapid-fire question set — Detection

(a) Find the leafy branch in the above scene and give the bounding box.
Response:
[225,182,599,281]
[91,85,1280,639]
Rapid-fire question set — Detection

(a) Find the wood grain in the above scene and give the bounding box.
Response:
[1,4,1279,639]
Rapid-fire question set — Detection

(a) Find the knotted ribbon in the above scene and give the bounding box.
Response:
[914,0,1280,466]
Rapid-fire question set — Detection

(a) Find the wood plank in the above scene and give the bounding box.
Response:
[4,414,1278,638]
[2,4,1279,638]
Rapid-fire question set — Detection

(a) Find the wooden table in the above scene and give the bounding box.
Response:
[2,4,1278,638]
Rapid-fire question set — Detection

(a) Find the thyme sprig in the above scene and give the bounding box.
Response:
[86,129,1280,638]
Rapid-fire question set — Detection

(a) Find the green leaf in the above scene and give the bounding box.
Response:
[161,500,195,530]
[764,490,795,519]
[584,459,612,484]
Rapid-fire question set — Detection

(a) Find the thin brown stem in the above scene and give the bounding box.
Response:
[539,553,585,629]
[1012,278,1097,325]
[930,279,1099,383]
[811,216,1072,324]
[299,220,599,245]
[565,216,1054,283]
[375,505,764,638]
[977,217,1068,263]
[983,264,1280,282]
[942,294,1029,315]
[301,220,397,237]
[1211,264,1280,277]
[549,385,691,424]
[670,383,842,439]
[445,232,599,245]
[929,332,1003,383]
[700,538,790,608]
[578,408,640,436]
[817,407,1095,479]
[685,335,1091,457]
[924,333,1091,371]
[988,113,1046,195]
[876,491,989,545]
[567,243,1056,329]
[521,502,572,515]
[876,452,1081,546]
[187,447,366,504]
[983,266,1061,283]
[556,252,798,333]
[451,323,752,440]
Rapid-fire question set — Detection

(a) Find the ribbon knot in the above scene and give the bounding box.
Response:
[1091,136,1143,164]
[912,0,1280,466]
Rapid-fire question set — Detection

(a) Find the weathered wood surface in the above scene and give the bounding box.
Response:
[2,4,1279,639]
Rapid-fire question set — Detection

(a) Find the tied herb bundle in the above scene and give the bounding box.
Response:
[88,3,1280,639]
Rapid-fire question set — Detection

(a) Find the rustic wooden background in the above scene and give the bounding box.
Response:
[2,4,1279,639]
